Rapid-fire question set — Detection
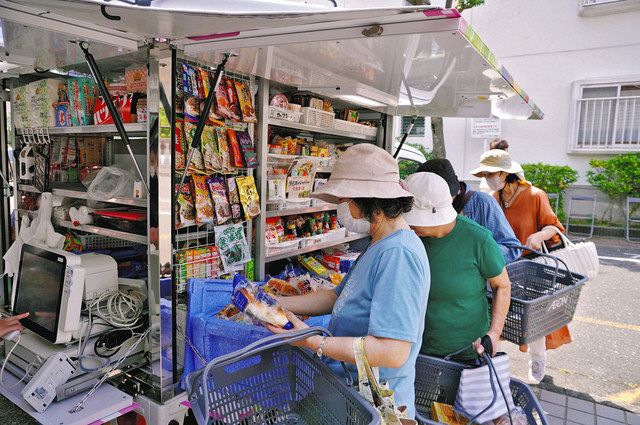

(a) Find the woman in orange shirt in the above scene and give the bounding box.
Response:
[471,149,571,383]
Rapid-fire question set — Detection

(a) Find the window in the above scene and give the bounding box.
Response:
[401,116,426,137]
[571,80,640,152]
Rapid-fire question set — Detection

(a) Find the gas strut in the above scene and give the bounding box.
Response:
[175,53,233,200]
[78,41,149,194]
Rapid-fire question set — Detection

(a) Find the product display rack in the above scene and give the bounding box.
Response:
[265,233,368,263]
[268,118,376,141]
[265,203,337,218]
[18,185,148,208]
[16,123,147,136]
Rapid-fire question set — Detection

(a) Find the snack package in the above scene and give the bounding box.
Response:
[226,177,243,222]
[176,179,196,228]
[215,127,233,173]
[234,80,257,123]
[431,403,470,425]
[265,218,280,246]
[182,64,199,97]
[236,131,258,168]
[226,129,245,168]
[198,68,211,98]
[264,278,300,296]
[125,65,147,93]
[207,176,232,225]
[232,274,293,330]
[214,78,233,119]
[191,174,215,225]
[223,77,242,121]
[175,69,184,116]
[175,118,186,170]
[184,96,200,123]
[267,176,287,201]
[215,223,251,271]
[299,256,329,277]
[68,77,98,126]
[184,122,206,174]
[236,175,260,221]
[201,125,222,173]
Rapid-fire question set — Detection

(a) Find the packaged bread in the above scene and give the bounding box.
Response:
[232,274,293,329]
[191,174,215,225]
[226,177,243,222]
[236,131,258,168]
[207,176,232,225]
[235,175,260,221]
[223,77,242,121]
[226,128,245,168]
[234,80,257,123]
[215,127,233,173]
[201,125,222,173]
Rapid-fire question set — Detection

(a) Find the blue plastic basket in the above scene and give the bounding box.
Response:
[181,278,331,388]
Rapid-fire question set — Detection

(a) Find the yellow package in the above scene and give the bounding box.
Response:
[236,175,261,221]
[431,402,470,425]
[299,256,328,277]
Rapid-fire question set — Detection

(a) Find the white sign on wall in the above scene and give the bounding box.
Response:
[471,118,501,139]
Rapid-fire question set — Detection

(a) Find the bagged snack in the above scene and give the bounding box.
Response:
[264,278,300,296]
[232,274,293,330]
[214,78,233,119]
[191,174,215,225]
[431,403,471,425]
[182,63,199,97]
[207,176,232,225]
[234,80,257,123]
[223,77,242,121]
[217,304,242,320]
[175,118,186,170]
[68,77,98,126]
[175,68,184,116]
[236,175,260,221]
[184,122,206,174]
[267,176,287,201]
[226,129,244,168]
[236,131,258,168]
[198,68,211,98]
[226,177,243,222]
[184,96,200,123]
[125,65,147,93]
[201,125,222,173]
[176,179,196,228]
[215,223,251,271]
[215,127,233,173]
[299,256,329,277]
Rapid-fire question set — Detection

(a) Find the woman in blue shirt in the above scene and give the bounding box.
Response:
[269,144,430,419]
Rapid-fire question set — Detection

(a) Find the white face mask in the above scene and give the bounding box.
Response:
[486,173,506,192]
[337,202,371,234]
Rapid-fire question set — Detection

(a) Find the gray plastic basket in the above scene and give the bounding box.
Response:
[489,259,587,345]
[414,355,548,425]
[185,327,380,425]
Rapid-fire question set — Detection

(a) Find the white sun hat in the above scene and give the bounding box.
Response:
[402,172,458,227]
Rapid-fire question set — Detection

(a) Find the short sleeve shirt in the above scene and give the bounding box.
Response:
[327,229,430,419]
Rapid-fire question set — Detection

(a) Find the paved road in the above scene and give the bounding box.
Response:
[503,237,640,414]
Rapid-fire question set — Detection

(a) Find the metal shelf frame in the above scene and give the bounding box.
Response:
[57,220,148,244]
[18,185,147,208]
[265,203,336,218]
[268,118,376,141]
[265,234,368,262]
[16,123,147,135]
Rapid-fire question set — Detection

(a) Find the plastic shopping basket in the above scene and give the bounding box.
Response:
[414,355,548,425]
[185,327,380,425]
[488,245,588,345]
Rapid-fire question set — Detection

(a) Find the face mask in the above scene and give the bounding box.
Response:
[337,202,371,234]
[486,173,506,192]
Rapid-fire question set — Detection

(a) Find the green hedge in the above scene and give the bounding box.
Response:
[587,153,640,221]
[521,163,579,220]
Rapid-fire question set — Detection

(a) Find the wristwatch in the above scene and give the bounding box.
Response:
[316,336,328,358]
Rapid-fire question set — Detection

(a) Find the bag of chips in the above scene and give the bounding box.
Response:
[236,175,260,221]
[176,179,196,228]
[226,128,245,168]
[191,174,215,225]
[201,125,222,173]
[214,78,233,119]
[184,122,206,174]
[175,118,186,170]
[207,176,232,225]
[236,131,258,168]
[226,177,243,222]
[234,80,257,123]
[223,76,242,121]
[215,126,233,173]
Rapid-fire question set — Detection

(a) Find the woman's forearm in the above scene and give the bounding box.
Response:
[488,270,511,339]
[305,335,411,369]
[275,289,337,316]
[540,225,560,241]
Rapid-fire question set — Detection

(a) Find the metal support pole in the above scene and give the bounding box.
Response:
[78,41,150,193]
[175,53,233,199]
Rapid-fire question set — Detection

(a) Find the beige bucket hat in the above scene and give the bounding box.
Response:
[310,144,413,204]
[470,149,524,178]
[402,172,458,227]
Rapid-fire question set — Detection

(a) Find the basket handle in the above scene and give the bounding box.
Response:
[503,244,574,290]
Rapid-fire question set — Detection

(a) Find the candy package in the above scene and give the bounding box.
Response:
[215,223,251,271]
[232,274,293,330]
[236,175,260,221]
[215,127,233,173]
[207,176,232,225]
[223,77,242,121]
[236,131,258,168]
[226,129,245,168]
[201,125,222,173]
[176,179,196,228]
[234,81,257,123]
[226,177,243,222]
[214,78,233,119]
[191,174,215,225]
[184,122,206,174]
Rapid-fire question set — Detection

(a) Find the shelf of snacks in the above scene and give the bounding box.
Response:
[265,203,337,218]
[268,118,375,141]
[16,123,148,136]
[57,220,148,245]
[265,233,368,263]
[17,185,147,208]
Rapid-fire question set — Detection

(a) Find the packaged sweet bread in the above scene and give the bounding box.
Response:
[232,274,293,329]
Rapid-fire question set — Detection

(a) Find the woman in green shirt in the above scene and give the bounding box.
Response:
[403,172,511,360]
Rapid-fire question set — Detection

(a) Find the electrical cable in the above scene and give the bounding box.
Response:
[1,335,42,389]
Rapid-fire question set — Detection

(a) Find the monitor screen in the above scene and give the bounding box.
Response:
[13,245,66,342]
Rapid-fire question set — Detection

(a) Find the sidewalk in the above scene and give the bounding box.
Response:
[540,389,640,425]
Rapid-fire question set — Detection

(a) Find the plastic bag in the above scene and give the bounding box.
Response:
[87,166,135,200]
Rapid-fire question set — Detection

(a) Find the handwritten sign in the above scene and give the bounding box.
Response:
[471,118,501,139]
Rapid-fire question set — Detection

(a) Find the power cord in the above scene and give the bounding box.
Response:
[1,335,43,389]
[88,290,145,329]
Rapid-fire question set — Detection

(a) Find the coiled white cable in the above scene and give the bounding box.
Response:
[88,290,145,328]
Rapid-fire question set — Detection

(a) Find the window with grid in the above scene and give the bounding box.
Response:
[573,82,640,151]
[401,116,426,137]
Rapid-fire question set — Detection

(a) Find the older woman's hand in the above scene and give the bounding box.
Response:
[0,312,29,339]
[266,311,317,349]
[525,231,546,251]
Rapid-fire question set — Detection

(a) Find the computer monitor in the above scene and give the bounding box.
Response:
[13,244,85,344]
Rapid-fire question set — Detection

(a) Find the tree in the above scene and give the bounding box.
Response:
[398,143,434,179]
[587,153,640,222]
[429,0,486,159]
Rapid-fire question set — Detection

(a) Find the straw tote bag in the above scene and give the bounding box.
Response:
[535,227,600,280]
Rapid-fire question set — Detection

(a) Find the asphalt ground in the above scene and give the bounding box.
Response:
[502,237,640,415]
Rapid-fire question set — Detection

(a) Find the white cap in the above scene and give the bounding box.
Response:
[402,172,458,227]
